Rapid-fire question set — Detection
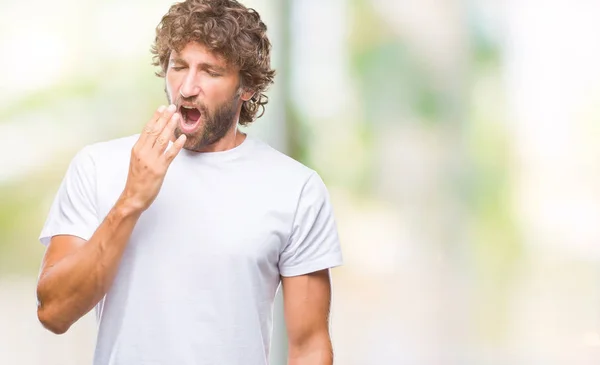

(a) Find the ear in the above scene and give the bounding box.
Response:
[240,89,255,102]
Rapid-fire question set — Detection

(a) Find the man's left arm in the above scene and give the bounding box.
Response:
[282,269,333,365]
[279,172,343,365]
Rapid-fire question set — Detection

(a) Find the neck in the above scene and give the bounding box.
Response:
[202,126,246,153]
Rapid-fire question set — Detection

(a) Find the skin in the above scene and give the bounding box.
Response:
[166,42,253,152]
[283,269,334,365]
[36,41,334,365]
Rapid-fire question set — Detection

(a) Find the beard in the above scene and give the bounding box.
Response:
[166,87,241,152]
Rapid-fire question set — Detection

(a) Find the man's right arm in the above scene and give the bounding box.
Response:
[36,104,186,334]
[36,199,142,334]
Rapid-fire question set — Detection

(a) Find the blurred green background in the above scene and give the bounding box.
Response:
[2,0,600,364]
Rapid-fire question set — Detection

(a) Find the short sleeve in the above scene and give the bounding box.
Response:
[279,172,343,277]
[39,147,99,246]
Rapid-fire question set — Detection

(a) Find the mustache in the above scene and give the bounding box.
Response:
[175,96,207,113]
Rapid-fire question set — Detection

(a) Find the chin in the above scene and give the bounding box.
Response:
[178,132,210,151]
[183,138,202,150]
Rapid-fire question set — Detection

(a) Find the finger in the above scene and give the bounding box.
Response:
[154,112,179,152]
[153,104,177,136]
[138,105,167,146]
[142,104,176,148]
[164,134,186,164]
[160,110,181,145]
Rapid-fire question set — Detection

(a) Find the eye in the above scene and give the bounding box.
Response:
[207,70,221,77]
[171,66,186,71]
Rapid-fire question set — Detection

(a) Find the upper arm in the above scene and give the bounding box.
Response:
[278,172,341,350]
[281,269,332,346]
[278,172,343,277]
[38,147,98,283]
[39,147,98,247]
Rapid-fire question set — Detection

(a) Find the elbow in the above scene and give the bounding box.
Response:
[37,300,71,335]
[288,331,332,360]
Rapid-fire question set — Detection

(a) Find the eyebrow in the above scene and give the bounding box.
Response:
[169,58,227,73]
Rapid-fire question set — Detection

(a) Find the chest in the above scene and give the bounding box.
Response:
[96,162,295,276]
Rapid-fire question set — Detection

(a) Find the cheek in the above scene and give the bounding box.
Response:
[165,74,175,93]
[205,78,240,102]
[165,71,184,94]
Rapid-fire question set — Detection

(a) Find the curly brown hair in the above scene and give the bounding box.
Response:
[151,0,275,126]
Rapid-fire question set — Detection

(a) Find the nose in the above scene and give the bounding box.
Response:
[179,70,201,99]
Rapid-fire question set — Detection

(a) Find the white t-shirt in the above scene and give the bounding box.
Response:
[39,134,343,365]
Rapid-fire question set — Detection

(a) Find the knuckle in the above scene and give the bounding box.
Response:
[145,126,160,135]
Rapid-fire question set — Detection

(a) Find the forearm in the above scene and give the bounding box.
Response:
[288,335,333,365]
[37,196,142,333]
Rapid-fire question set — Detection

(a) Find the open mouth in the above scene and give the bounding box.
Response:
[179,105,201,124]
[178,104,202,133]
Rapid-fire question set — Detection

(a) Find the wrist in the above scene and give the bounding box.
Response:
[115,193,146,218]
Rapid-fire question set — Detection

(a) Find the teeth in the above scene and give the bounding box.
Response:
[182,106,195,109]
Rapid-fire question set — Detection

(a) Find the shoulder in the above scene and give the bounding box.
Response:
[84,134,139,161]
[246,136,317,183]
[243,137,334,210]
[65,134,138,176]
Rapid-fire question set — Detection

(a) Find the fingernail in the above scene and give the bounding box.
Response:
[168,104,176,112]
[158,105,166,112]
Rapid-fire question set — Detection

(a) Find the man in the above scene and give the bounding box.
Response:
[35,0,343,364]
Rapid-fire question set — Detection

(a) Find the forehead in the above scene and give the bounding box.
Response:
[170,42,229,68]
